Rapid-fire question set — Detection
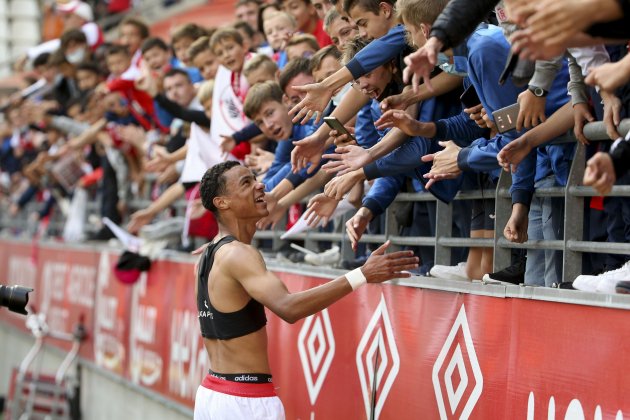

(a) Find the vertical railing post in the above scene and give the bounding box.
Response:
[385,202,401,252]
[434,200,452,265]
[493,170,513,271]
[563,143,586,283]
[339,213,355,262]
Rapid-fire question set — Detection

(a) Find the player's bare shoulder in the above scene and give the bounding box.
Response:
[217,241,266,272]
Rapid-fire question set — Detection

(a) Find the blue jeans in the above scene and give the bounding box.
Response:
[524,175,564,286]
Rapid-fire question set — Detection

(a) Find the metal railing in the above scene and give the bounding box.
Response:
[1,120,629,285]
[254,120,630,285]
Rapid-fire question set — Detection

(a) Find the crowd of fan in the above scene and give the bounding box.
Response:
[1,0,630,292]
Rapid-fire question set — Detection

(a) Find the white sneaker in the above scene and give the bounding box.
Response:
[572,275,600,293]
[573,261,630,294]
[304,246,340,266]
[429,262,469,281]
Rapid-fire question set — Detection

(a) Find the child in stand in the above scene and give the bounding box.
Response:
[281,0,332,46]
[188,35,220,82]
[285,33,320,60]
[208,28,255,161]
[263,11,297,69]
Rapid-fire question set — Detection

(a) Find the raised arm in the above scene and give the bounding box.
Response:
[227,241,418,324]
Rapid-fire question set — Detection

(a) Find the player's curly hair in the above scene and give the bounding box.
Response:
[200,161,241,216]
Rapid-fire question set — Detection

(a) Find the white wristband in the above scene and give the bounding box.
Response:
[346,268,367,291]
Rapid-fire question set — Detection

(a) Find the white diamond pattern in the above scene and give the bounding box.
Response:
[356,294,400,420]
[432,304,483,420]
[298,309,336,406]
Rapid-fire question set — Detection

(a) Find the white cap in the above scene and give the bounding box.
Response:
[57,1,94,22]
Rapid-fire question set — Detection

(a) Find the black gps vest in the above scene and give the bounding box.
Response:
[196,236,267,340]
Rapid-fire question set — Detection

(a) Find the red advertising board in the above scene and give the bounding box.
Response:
[1,239,630,419]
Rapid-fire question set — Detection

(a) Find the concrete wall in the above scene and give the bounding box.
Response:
[0,324,192,420]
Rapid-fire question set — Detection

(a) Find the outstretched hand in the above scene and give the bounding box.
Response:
[127,208,154,234]
[145,146,173,172]
[323,170,362,200]
[246,148,275,174]
[374,109,423,136]
[421,141,462,189]
[304,193,339,227]
[346,208,373,251]
[291,134,327,174]
[220,135,236,155]
[524,0,614,51]
[403,37,442,92]
[380,91,412,112]
[322,145,370,175]
[497,137,534,173]
[360,240,419,283]
[288,83,334,125]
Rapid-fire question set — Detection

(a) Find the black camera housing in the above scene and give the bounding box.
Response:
[0,285,33,315]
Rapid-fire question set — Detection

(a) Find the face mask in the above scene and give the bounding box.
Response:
[437,53,468,77]
[66,48,86,64]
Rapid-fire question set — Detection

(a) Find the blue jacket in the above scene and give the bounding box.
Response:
[346,24,411,79]
[363,174,408,217]
[263,123,315,191]
[355,100,387,148]
[437,24,570,205]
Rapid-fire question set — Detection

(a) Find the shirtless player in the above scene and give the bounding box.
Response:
[194,161,419,419]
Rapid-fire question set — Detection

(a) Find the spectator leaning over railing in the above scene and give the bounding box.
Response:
[3,0,630,294]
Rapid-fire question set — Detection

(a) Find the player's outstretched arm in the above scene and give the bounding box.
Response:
[227,241,418,324]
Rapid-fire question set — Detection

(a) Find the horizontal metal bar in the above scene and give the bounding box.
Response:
[357,233,387,243]
[496,238,565,251]
[583,120,630,141]
[568,185,630,198]
[393,193,436,202]
[395,190,491,202]
[388,235,435,247]
[567,240,630,255]
[497,187,565,199]
[438,237,493,247]
[254,231,346,241]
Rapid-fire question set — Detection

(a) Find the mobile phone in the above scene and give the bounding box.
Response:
[459,84,481,109]
[492,103,520,134]
[323,116,354,140]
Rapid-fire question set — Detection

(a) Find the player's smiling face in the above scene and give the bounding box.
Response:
[223,165,269,218]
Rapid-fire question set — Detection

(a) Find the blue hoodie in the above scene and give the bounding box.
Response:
[434,24,571,206]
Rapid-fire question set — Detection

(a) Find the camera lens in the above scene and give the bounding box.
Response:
[0,285,33,315]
